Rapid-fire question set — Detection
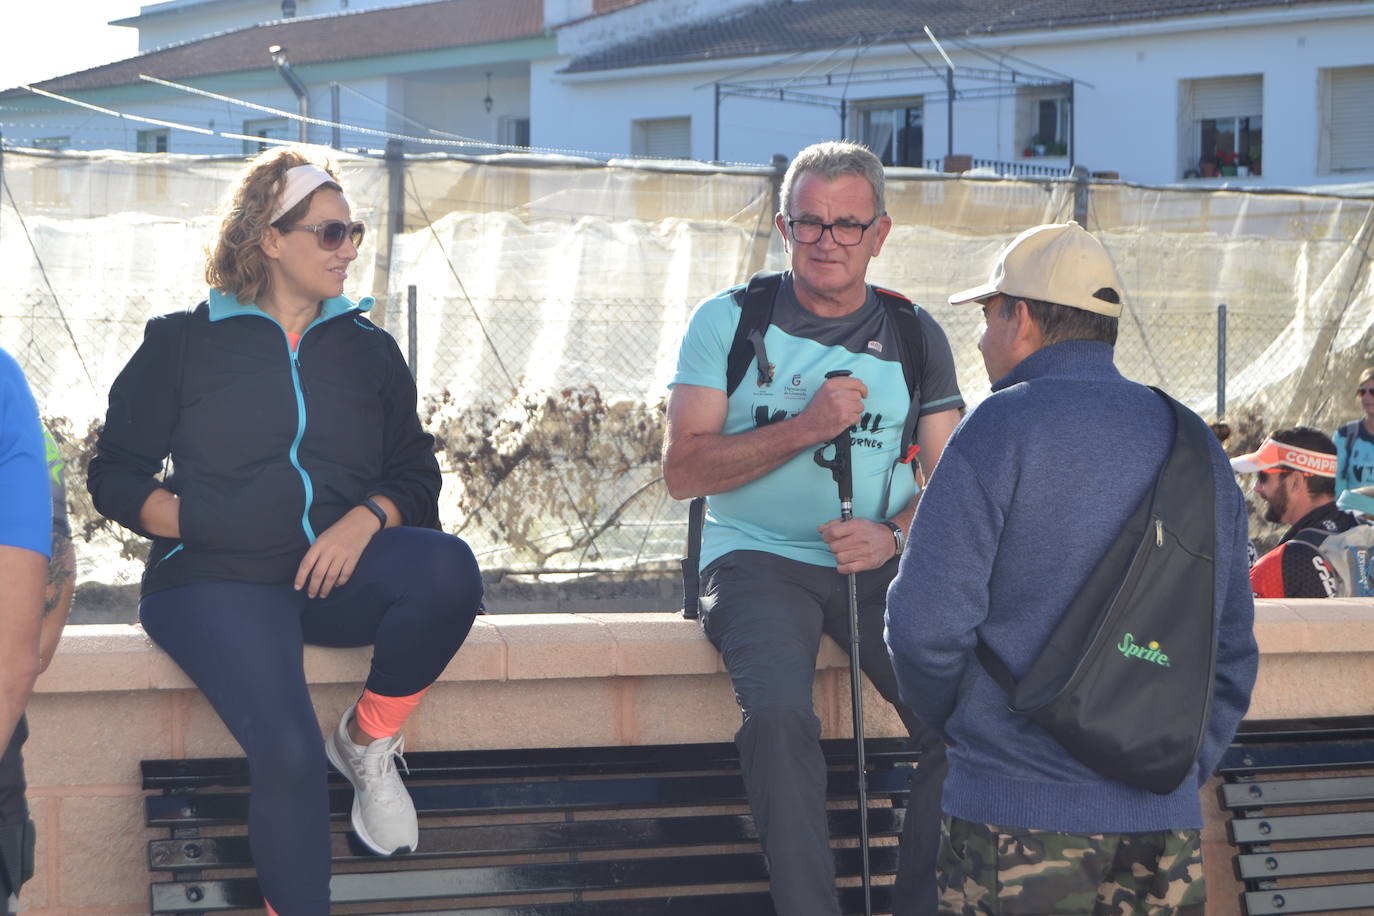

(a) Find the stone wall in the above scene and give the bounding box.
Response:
[15,598,1370,914]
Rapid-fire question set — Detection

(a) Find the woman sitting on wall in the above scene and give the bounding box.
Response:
[88,146,483,915]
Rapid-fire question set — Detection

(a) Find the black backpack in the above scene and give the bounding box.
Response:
[680,271,928,618]
[975,388,1218,795]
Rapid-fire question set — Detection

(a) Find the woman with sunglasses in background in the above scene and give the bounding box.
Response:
[88,147,483,915]
[1335,368,1374,504]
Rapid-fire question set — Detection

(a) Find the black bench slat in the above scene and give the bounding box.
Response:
[147,809,905,870]
[147,766,915,828]
[1237,846,1374,880]
[1243,882,1374,916]
[152,846,902,912]
[310,886,893,916]
[1220,720,1374,916]
[142,737,920,790]
[1229,810,1374,844]
[149,806,906,870]
[1235,716,1374,742]
[1217,739,1374,775]
[1220,775,1374,809]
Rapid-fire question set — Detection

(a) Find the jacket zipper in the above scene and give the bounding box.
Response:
[286,337,317,544]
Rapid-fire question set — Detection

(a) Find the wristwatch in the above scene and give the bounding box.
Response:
[882,520,905,556]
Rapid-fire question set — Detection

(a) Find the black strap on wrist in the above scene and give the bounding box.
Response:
[361,497,387,531]
[882,519,905,556]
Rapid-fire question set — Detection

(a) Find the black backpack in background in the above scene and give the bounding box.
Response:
[976,388,1218,795]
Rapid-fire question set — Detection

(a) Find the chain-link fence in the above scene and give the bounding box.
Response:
[2,145,1371,592]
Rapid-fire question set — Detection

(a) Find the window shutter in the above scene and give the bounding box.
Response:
[1330,67,1374,172]
[640,118,691,159]
[1192,76,1262,119]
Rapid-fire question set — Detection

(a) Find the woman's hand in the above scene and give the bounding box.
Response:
[295,506,383,599]
[138,488,181,539]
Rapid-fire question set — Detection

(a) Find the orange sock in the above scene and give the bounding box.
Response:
[353,687,428,741]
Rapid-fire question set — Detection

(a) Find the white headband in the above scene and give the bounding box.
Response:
[269,164,336,223]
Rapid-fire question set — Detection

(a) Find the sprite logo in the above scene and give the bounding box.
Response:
[1117,633,1170,667]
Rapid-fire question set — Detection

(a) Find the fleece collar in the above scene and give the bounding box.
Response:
[207,288,374,324]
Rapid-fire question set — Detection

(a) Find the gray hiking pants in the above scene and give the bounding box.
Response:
[700,550,948,916]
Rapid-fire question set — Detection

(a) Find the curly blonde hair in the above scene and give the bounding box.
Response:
[205,146,343,306]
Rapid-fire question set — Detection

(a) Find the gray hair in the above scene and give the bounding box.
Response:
[779,141,886,218]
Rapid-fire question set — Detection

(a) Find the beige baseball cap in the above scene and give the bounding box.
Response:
[947,221,1125,317]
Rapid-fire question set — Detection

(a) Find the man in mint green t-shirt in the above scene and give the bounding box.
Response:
[663,141,963,916]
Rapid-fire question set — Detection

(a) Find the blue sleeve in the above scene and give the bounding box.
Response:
[669,289,741,393]
[1335,422,1353,496]
[884,441,1002,735]
[914,309,965,416]
[1195,478,1259,784]
[0,350,52,557]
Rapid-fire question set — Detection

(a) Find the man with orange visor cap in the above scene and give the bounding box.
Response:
[1231,427,1354,598]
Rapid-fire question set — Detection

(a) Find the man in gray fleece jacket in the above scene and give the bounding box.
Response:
[884,222,1258,915]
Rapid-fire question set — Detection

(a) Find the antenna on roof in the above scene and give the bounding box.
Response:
[923,26,956,158]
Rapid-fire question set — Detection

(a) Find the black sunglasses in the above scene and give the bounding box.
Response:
[279,219,365,251]
[1359,387,1374,396]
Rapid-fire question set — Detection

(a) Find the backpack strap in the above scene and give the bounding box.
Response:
[874,285,927,465]
[724,271,784,397]
[976,387,1213,694]
[685,272,781,618]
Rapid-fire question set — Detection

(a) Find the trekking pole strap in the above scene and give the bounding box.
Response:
[680,496,706,619]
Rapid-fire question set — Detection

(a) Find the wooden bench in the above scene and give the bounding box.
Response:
[1218,716,1374,916]
[144,737,922,914]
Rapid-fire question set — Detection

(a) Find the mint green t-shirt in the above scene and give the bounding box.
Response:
[670,274,964,570]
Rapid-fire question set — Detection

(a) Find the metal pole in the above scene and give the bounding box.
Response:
[1217,303,1227,419]
[946,67,954,157]
[923,27,956,159]
[1067,81,1076,168]
[839,99,847,140]
[812,368,872,916]
[407,285,419,381]
[330,83,341,149]
[713,83,721,162]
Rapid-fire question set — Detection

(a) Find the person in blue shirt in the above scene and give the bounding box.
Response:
[1,425,74,916]
[664,141,963,916]
[0,351,52,916]
[1334,368,1374,502]
[886,222,1257,915]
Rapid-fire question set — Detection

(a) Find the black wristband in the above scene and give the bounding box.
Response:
[360,497,387,531]
[882,519,905,556]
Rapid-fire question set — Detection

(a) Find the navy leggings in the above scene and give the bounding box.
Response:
[140,526,482,915]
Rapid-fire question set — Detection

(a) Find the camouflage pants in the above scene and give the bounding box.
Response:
[936,815,1205,916]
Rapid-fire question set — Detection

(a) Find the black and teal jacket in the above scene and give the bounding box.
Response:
[88,290,441,596]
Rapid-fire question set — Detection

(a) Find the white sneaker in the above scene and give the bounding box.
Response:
[325,704,419,856]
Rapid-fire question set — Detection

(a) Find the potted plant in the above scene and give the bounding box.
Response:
[1217,150,1238,176]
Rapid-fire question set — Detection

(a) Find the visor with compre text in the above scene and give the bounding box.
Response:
[1230,438,1337,477]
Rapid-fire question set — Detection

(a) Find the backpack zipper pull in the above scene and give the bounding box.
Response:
[1156,519,1164,547]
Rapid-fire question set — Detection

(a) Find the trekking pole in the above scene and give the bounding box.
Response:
[812,368,872,916]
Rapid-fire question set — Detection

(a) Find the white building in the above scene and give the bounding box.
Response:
[2,0,1371,188]
[539,0,1374,187]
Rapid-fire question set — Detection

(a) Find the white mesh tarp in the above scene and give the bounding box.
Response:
[1,146,1370,582]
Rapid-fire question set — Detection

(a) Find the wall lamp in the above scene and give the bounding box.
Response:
[269,44,309,142]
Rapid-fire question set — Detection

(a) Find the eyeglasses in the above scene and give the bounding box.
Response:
[279,220,365,251]
[786,216,878,246]
[1358,387,1374,396]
